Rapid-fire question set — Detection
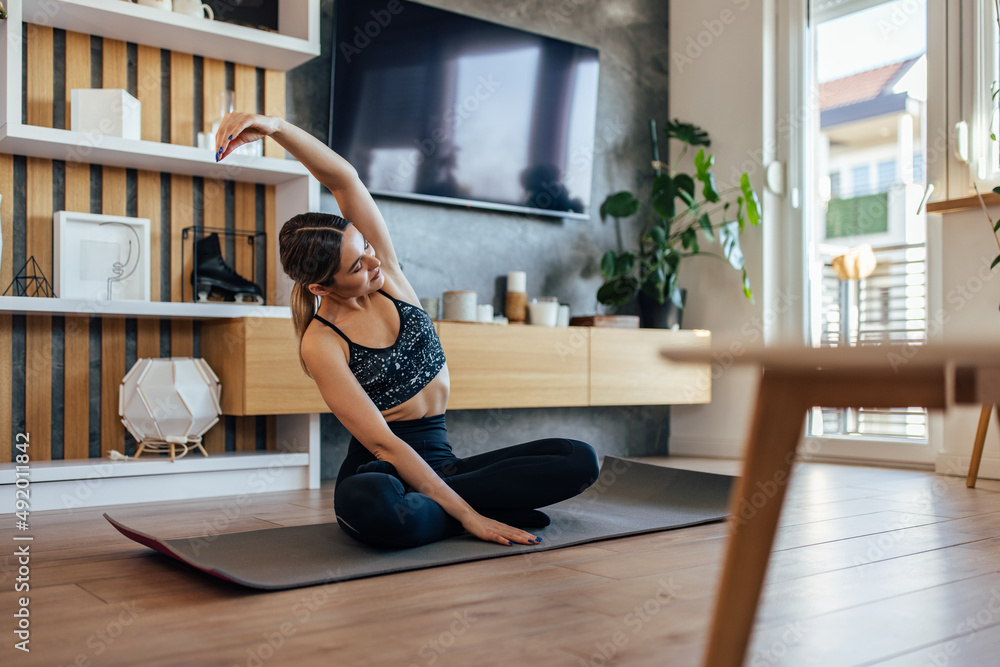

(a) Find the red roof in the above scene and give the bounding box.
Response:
[819,58,920,111]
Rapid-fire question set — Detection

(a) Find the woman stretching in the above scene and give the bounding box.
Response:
[216,113,600,549]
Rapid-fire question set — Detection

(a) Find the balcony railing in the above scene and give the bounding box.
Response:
[815,243,928,439]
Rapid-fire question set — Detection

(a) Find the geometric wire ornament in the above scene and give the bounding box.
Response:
[119,357,222,461]
[2,256,57,297]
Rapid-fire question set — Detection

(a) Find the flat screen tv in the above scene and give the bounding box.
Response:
[330,0,600,220]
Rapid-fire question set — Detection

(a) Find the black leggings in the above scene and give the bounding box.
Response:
[333,414,600,549]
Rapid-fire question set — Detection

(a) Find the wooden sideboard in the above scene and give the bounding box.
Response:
[201,318,712,415]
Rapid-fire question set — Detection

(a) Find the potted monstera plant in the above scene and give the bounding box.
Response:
[598,119,762,328]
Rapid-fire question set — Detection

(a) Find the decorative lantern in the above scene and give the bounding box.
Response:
[119,357,222,461]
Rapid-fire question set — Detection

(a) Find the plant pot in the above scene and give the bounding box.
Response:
[638,289,687,329]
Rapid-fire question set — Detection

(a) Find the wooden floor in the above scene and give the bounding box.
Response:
[4,457,1000,666]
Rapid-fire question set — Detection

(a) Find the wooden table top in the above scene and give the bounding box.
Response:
[661,342,1000,369]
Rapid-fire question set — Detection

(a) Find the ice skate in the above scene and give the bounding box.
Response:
[191,233,265,305]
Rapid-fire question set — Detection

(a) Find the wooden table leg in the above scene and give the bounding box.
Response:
[702,372,808,667]
[967,404,992,489]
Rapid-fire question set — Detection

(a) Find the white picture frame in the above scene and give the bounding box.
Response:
[53,211,151,302]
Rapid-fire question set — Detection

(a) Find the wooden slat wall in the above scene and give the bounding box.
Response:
[14,28,282,460]
[26,25,53,128]
[136,171,162,360]
[170,175,195,357]
[203,58,226,140]
[25,25,54,462]
[100,37,129,457]
[63,124,91,460]
[25,161,53,461]
[136,45,162,363]
[0,154,13,463]
[170,51,195,358]
[64,31,91,128]
[263,70,285,159]
[137,45,162,143]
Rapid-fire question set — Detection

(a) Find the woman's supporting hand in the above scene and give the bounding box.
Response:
[460,512,541,547]
[214,112,283,162]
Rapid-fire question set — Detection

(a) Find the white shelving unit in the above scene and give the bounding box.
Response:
[22,0,320,71]
[0,296,294,319]
[0,124,310,185]
[0,0,325,510]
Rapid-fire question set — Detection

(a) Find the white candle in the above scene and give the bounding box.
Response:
[442,290,477,321]
[477,304,494,323]
[507,271,526,293]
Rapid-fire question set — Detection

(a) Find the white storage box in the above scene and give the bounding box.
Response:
[70,89,142,140]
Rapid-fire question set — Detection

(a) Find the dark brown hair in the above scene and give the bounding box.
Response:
[279,212,352,376]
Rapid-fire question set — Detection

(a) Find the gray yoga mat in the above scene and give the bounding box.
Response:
[104,456,734,590]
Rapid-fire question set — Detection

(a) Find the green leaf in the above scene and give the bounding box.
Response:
[664,249,681,272]
[742,269,753,301]
[668,274,685,310]
[600,191,640,220]
[740,173,762,226]
[651,174,676,219]
[720,221,744,270]
[597,275,639,306]
[615,252,636,276]
[994,219,1000,233]
[992,254,1000,270]
[652,173,696,220]
[600,251,618,279]
[993,186,1000,196]
[698,213,715,242]
[694,149,720,203]
[641,268,668,304]
[663,119,711,147]
[650,226,667,247]
[675,173,697,206]
[681,227,699,254]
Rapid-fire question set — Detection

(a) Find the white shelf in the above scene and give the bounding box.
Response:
[0,296,293,319]
[0,123,310,185]
[22,0,320,71]
[0,451,309,485]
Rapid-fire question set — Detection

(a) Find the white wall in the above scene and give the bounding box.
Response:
[930,205,1000,480]
[668,0,771,457]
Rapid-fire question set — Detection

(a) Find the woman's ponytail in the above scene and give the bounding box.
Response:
[290,282,318,377]
[279,212,352,378]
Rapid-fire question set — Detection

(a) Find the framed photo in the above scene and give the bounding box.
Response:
[53,211,151,302]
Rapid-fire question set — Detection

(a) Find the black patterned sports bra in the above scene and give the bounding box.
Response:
[312,290,447,410]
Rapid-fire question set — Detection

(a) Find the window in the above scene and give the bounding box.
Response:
[851,164,872,196]
[913,153,923,183]
[877,159,897,192]
[830,171,842,198]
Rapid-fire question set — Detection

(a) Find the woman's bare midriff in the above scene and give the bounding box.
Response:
[381,364,450,421]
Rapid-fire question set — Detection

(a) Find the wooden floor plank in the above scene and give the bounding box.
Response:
[11,458,1000,666]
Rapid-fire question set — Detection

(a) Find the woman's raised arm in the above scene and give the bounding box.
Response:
[215,112,401,272]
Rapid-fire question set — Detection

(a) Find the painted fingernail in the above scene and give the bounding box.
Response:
[228,134,233,140]
[535,537,542,542]
[507,541,513,546]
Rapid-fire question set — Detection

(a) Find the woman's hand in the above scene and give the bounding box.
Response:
[215,112,283,162]
[460,512,542,547]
